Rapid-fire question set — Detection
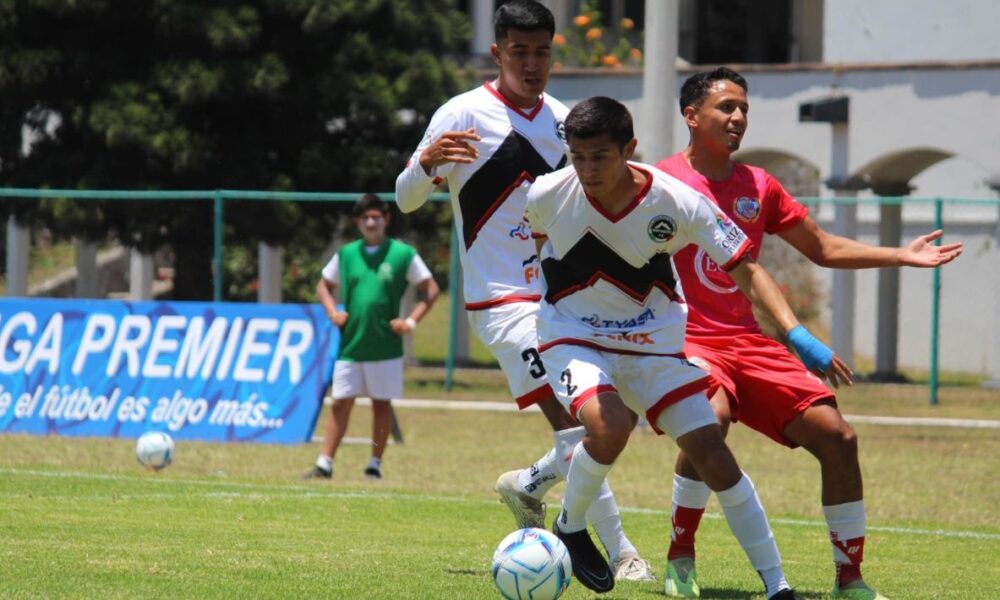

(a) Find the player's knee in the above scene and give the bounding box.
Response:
[811,421,858,464]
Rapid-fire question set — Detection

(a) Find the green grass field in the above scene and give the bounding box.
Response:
[2,380,999,599]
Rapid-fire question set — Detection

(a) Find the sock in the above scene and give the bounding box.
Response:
[669,474,711,560]
[586,481,637,563]
[316,455,333,472]
[559,443,612,533]
[553,426,586,478]
[517,448,561,500]
[716,474,787,597]
[367,456,381,471]
[824,500,866,587]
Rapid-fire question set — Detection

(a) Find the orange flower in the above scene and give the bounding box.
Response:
[552,61,563,70]
[629,47,642,61]
[573,14,591,27]
[585,27,602,41]
[602,55,619,67]
[553,33,566,46]
[621,17,635,30]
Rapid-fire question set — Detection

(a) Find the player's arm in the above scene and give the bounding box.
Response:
[389,254,441,335]
[779,215,964,269]
[728,258,853,387]
[316,277,347,327]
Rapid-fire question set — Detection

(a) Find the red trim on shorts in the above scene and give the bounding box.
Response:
[645,377,711,435]
[569,384,618,421]
[464,294,542,310]
[516,384,553,410]
[539,337,686,358]
[531,232,547,239]
[432,176,443,185]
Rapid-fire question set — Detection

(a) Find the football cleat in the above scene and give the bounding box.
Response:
[494,470,546,529]
[552,515,614,593]
[664,557,700,597]
[833,579,889,599]
[768,588,802,600]
[613,551,656,582]
[300,465,332,480]
[363,466,382,480]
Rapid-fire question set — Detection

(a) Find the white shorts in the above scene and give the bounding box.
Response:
[540,342,716,437]
[467,302,552,408]
[331,358,403,401]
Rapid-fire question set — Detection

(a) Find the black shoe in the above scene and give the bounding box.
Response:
[552,514,614,593]
[300,465,332,480]
[363,466,382,480]
[768,589,802,600]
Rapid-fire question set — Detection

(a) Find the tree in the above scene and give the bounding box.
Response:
[1,0,470,299]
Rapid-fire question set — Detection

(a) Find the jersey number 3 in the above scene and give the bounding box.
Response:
[521,348,546,379]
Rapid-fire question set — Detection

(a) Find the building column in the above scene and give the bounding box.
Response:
[257,242,283,304]
[638,0,678,164]
[75,239,99,298]
[129,249,154,300]
[870,182,911,382]
[5,215,30,297]
[986,177,1000,389]
[470,0,494,64]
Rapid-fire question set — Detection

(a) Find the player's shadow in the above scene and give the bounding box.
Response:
[624,586,824,599]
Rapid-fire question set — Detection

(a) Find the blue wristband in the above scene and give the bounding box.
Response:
[787,325,833,371]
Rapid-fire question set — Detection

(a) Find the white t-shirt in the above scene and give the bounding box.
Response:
[524,162,753,355]
[321,246,432,286]
[395,81,569,308]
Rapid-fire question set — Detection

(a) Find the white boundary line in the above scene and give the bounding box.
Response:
[344,397,1000,429]
[4,467,1000,541]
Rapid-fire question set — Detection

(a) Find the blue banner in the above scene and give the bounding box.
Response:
[0,298,337,444]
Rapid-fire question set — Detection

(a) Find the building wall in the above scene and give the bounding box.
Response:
[824,0,1000,63]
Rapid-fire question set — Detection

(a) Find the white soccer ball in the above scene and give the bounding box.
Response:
[135,431,175,471]
[492,528,572,600]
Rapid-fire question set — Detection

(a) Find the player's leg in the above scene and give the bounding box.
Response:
[361,358,405,480]
[784,403,883,599]
[303,359,361,479]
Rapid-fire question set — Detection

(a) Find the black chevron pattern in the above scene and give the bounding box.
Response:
[542,231,681,304]
[459,130,565,249]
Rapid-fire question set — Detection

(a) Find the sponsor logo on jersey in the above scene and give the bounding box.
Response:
[593,331,654,346]
[720,225,748,253]
[377,263,394,282]
[693,248,739,294]
[733,196,761,222]
[647,215,677,242]
[509,220,531,240]
[522,254,541,284]
[554,119,566,143]
[714,211,734,230]
[581,308,656,329]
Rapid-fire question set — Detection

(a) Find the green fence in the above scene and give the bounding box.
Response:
[2,188,997,401]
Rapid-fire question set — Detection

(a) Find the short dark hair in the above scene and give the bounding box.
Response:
[352,193,388,217]
[564,96,634,149]
[679,67,748,114]
[494,0,554,42]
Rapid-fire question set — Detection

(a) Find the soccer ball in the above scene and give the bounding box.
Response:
[492,528,572,600]
[135,431,175,471]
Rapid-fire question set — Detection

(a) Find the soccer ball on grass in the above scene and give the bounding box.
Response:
[135,431,175,471]
[492,527,572,600]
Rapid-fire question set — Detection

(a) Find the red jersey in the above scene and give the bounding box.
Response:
[655,153,809,336]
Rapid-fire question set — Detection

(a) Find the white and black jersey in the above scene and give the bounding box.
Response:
[395,81,568,309]
[524,162,753,356]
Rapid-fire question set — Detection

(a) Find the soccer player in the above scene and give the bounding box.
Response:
[656,67,964,600]
[394,0,654,582]
[303,194,439,481]
[525,95,826,597]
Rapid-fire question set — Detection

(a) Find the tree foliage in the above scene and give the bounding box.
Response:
[1,0,470,299]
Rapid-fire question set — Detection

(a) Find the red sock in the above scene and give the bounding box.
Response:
[668,505,705,560]
[831,534,865,587]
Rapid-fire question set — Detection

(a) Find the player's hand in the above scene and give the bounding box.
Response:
[814,353,854,389]
[389,318,413,336]
[899,230,964,267]
[418,128,481,174]
[328,310,348,327]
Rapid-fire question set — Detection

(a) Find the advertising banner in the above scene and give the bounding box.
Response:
[0,298,337,444]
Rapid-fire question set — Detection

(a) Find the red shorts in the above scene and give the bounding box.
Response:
[684,332,835,448]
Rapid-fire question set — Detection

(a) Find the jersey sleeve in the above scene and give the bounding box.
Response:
[683,193,753,271]
[763,173,809,234]
[522,182,547,237]
[320,252,340,284]
[394,103,464,213]
[406,253,433,284]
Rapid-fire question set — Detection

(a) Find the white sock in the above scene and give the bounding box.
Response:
[517,448,562,500]
[367,456,381,470]
[673,473,711,509]
[316,455,333,471]
[716,474,787,597]
[823,500,866,563]
[553,426,586,478]
[587,481,637,562]
[559,443,612,533]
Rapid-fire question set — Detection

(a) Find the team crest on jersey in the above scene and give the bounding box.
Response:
[733,196,761,223]
[378,263,394,282]
[554,119,566,142]
[647,215,677,242]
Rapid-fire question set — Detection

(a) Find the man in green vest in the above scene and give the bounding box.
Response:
[303,194,439,480]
